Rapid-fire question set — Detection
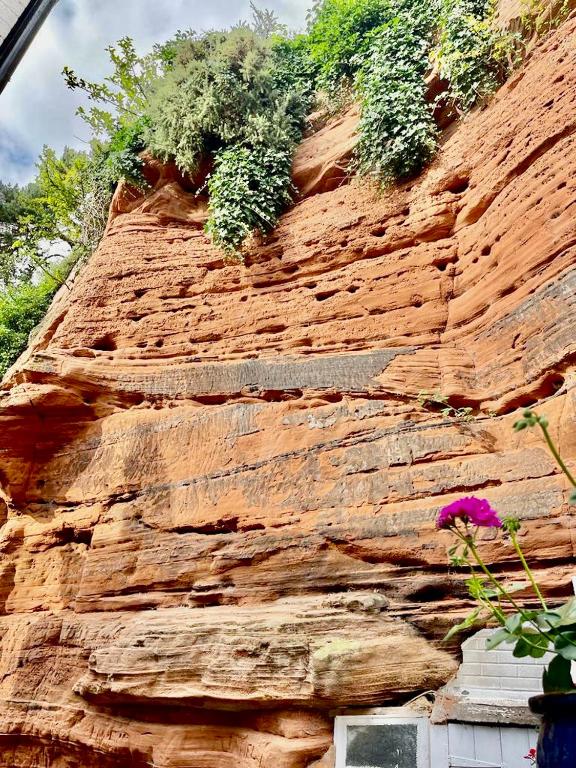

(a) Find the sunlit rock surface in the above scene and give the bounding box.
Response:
[1,17,576,768]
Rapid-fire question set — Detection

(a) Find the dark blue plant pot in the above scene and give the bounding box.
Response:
[529,693,576,767]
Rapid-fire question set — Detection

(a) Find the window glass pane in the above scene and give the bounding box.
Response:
[346,724,418,768]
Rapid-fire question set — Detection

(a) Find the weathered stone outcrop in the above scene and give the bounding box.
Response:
[0,16,576,768]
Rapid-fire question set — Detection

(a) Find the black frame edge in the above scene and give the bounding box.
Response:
[0,0,59,94]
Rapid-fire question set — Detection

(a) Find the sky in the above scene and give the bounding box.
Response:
[0,0,310,185]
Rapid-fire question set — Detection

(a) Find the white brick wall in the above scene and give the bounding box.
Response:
[455,629,552,696]
[0,0,28,46]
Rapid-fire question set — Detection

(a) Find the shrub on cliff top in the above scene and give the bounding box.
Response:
[144,26,309,253]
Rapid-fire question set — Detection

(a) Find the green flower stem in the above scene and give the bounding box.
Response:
[456,530,576,652]
[454,529,552,635]
[468,563,507,623]
[538,420,576,488]
[509,530,548,611]
[466,537,529,615]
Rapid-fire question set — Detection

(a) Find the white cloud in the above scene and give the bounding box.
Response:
[0,0,310,184]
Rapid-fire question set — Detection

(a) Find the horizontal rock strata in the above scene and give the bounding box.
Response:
[0,16,576,768]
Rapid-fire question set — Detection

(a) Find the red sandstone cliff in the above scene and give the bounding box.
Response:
[0,14,575,768]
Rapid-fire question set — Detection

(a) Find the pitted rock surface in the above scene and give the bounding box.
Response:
[1,18,576,768]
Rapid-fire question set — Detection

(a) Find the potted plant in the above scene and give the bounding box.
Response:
[438,410,576,767]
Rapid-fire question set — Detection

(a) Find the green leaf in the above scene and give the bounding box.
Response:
[569,489,576,505]
[543,655,575,694]
[505,613,523,634]
[554,632,576,661]
[537,611,563,629]
[548,599,576,629]
[485,627,512,650]
[513,632,549,658]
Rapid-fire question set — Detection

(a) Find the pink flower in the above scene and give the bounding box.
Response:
[437,496,503,530]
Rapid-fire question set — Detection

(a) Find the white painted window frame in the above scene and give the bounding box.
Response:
[334,711,430,768]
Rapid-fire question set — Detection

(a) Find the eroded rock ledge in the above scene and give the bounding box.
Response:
[0,16,575,768]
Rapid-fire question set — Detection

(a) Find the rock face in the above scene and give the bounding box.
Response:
[1,18,576,768]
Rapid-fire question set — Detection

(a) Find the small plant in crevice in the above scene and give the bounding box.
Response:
[417,390,475,421]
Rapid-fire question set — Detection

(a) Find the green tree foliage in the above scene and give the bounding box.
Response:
[0,147,105,376]
[63,37,162,138]
[143,24,310,252]
[433,0,516,111]
[145,27,284,173]
[0,268,66,376]
[305,0,393,91]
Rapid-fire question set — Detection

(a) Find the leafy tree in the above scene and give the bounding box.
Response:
[63,37,162,139]
[144,25,309,252]
[249,1,286,37]
[0,271,61,375]
[305,0,394,91]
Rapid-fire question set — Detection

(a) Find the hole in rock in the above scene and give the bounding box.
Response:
[371,225,388,237]
[92,334,117,352]
[447,178,470,194]
[481,245,492,257]
[55,527,93,547]
[347,285,360,293]
[155,339,164,348]
[322,392,344,403]
[315,289,338,302]
[261,388,303,402]
[257,324,286,335]
[406,582,453,602]
[240,295,249,302]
